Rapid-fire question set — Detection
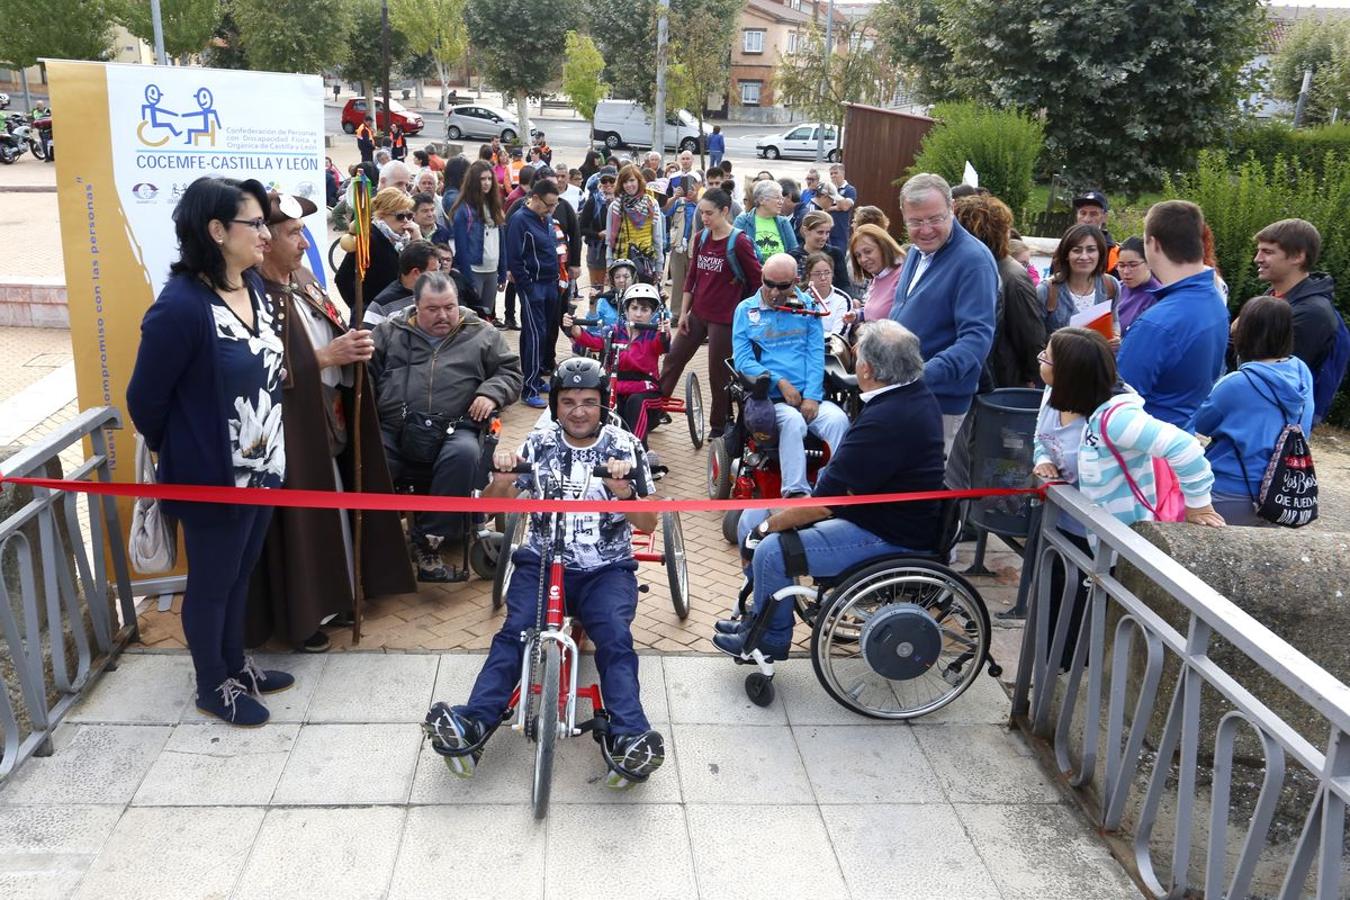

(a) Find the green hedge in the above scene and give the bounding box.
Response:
[1163,150,1350,425]
[909,103,1044,225]
[1227,121,1350,179]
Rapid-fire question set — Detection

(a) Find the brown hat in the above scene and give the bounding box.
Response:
[266,191,318,225]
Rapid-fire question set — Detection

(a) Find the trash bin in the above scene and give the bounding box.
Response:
[963,388,1042,539]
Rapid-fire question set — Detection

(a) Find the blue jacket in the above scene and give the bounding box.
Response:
[451,202,507,282]
[731,289,825,402]
[707,132,725,153]
[1116,269,1229,429]
[828,183,856,250]
[732,211,800,262]
[126,271,269,520]
[888,218,998,415]
[1190,358,1314,496]
[504,203,558,289]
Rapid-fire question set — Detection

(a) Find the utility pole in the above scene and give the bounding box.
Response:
[653,0,670,157]
[150,0,168,65]
[1293,67,1314,128]
[381,0,393,136]
[814,0,835,163]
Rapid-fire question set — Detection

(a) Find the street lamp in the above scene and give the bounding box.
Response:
[150,0,168,65]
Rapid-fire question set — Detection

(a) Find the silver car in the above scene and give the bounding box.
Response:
[444,105,523,143]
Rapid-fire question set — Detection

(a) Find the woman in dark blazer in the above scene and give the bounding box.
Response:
[127,177,293,727]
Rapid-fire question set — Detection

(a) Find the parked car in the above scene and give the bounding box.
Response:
[756,123,842,162]
[591,100,703,153]
[444,104,527,143]
[339,98,424,135]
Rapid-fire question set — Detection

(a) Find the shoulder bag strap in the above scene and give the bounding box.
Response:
[1046,280,1060,314]
[1098,401,1158,516]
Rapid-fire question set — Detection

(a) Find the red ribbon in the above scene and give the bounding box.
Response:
[0,475,1045,515]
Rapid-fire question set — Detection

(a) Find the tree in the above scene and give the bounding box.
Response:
[111,0,222,62]
[338,0,410,124]
[465,0,579,144]
[202,10,250,70]
[1270,18,1350,126]
[871,0,965,105]
[389,0,469,110]
[0,0,113,71]
[878,0,1267,194]
[561,31,608,149]
[775,17,899,133]
[234,0,351,75]
[669,0,740,168]
[585,0,658,106]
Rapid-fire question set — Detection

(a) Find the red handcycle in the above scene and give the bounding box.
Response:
[429,461,656,819]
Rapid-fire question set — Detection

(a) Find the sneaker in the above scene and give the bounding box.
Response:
[196,678,269,727]
[524,395,548,409]
[713,617,750,635]
[412,538,468,583]
[712,631,790,662]
[235,657,295,695]
[424,702,485,778]
[605,730,665,789]
[506,319,521,331]
[299,630,331,653]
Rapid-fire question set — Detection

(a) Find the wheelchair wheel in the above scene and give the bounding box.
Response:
[745,672,774,707]
[707,437,731,500]
[468,534,501,580]
[328,237,344,272]
[530,641,561,821]
[721,508,740,545]
[491,492,530,610]
[685,371,705,449]
[810,558,991,720]
[662,512,690,619]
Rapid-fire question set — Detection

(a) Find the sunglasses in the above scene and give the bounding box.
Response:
[393,212,413,222]
[763,278,795,291]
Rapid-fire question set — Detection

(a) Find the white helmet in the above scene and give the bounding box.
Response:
[622,282,662,312]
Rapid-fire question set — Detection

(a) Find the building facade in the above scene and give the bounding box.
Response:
[727,0,847,123]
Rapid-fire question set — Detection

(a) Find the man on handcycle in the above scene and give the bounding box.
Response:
[425,358,666,786]
[731,253,850,498]
[714,320,946,660]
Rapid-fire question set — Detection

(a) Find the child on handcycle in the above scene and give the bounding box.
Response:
[424,358,666,788]
[563,283,672,449]
[585,257,638,335]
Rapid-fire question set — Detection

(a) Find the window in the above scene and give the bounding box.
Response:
[743,29,765,54]
[740,81,762,106]
[787,126,813,141]
[787,31,799,54]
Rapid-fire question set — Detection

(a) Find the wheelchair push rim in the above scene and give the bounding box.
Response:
[810,559,991,720]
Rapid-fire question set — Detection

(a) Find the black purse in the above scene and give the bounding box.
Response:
[399,408,453,465]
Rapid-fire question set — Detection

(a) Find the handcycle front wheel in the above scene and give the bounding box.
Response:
[491,491,530,610]
[661,511,690,619]
[531,641,561,820]
[684,371,705,449]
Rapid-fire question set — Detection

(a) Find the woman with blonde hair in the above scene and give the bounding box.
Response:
[335,187,415,309]
[606,163,665,282]
[849,223,907,322]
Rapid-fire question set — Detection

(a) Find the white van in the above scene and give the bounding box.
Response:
[592,100,705,153]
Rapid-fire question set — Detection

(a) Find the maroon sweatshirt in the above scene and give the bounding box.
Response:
[683,230,763,325]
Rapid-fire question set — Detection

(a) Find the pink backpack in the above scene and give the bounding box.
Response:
[1099,402,1187,522]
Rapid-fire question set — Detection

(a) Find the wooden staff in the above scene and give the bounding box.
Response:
[350,173,373,644]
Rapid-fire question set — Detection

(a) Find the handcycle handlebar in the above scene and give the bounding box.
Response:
[496,462,651,497]
[571,316,603,328]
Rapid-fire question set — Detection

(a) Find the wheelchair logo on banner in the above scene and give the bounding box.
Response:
[137,84,222,148]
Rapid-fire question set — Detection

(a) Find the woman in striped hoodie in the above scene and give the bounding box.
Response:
[1044,328,1224,528]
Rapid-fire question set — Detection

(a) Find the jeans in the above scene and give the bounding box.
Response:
[775,400,849,496]
[518,281,553,399]
[460,552,650,735]
[736,509,920,649]
[180,505,273,697]
[710,152,724,168]
[382,426,482,542]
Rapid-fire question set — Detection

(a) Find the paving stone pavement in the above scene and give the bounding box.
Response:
[0,650,1141,899]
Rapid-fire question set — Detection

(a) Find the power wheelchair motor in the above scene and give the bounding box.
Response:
[727,499,1002,717]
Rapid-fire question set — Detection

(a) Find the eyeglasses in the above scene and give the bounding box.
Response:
[808,269,832,279]
[231,217,269,233]
[903,211,950,231]
[763,278,795,291]
[393,212,414,222]
[1037,352,1053,367]
[1116,260,1145,271]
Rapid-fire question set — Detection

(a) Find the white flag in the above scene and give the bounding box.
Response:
[963,161,979,188]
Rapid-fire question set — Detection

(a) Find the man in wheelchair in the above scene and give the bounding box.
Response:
[714,320,946,661]
[731,253,851,498]
[425,358,666,786]
[369,273,524,581]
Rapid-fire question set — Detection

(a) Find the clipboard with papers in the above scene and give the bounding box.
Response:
[1069,299,1115,340]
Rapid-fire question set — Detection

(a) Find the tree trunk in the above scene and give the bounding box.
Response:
[415,80,424,107]
[697,110,706,171]
[515,92,531,146]
[437,62,449,111]
[364,82,377,134]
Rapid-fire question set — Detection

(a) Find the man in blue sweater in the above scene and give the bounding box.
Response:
[714,319,945,661]
[888,173,997,454]
[732,253,850,497]
[505,179,569,407]
[1117,200,1229,429]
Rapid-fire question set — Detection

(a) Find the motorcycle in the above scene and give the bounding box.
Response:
[1,114,30,164]
[31,112,52,162]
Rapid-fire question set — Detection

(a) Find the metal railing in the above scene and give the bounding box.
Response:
[0,406,136,779]
[1011,484,1350,898]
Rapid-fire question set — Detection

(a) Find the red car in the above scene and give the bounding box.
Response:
[340,98,424,136]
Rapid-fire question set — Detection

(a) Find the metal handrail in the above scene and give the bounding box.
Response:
[0,406,137,779]
[1011,484,1350,899]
